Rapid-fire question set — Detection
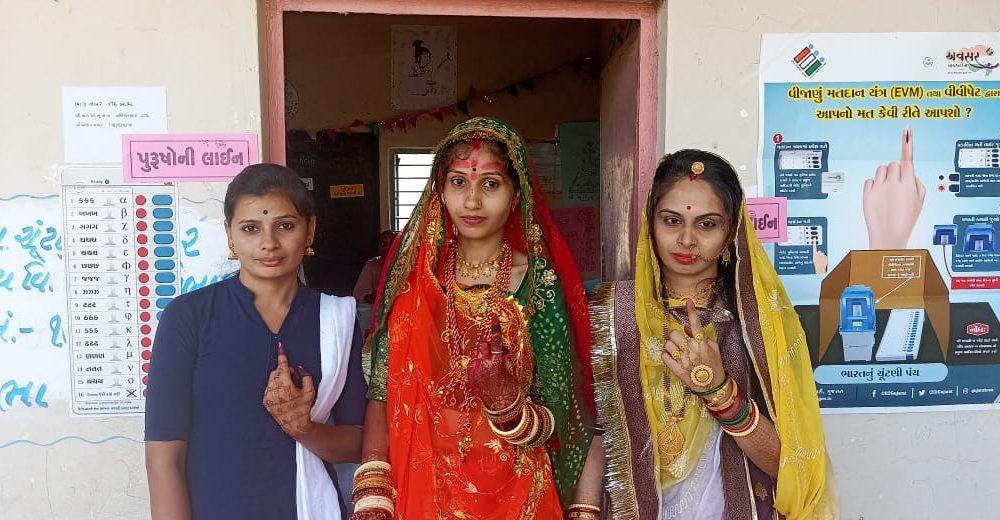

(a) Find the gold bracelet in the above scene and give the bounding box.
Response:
[354,475,392,491]
[511,404,541,445]
[523,404,554,447]
[568,503,601,512]
[355,495,395,513]
[484,395,525,424]
[488,401,531,439]
[354,460,391,478]
[353,477,394,497]
[704,377,734,407]
[706,379,738,411]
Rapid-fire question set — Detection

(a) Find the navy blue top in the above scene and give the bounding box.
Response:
[145,275,367,520]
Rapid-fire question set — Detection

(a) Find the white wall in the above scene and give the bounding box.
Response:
[661,1,1000,518]
[0,1,261,518]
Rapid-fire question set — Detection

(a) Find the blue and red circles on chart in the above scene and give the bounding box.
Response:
[135,191,179,398]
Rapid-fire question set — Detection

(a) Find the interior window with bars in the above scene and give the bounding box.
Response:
[391,150,435,231]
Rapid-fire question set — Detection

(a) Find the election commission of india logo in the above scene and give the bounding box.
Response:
[791,44,826,78]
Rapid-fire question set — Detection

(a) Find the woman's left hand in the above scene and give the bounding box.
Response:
[660,300,727,391]
[468,328,521,412]
[264,344,317,439]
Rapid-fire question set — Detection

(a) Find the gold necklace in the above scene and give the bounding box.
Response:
[456,246,502,279]
[442,241,513,459]
[663,278,717,308]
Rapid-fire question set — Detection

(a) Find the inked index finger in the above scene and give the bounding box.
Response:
[684,299,704,338]
[275,342,293,386]
[901,125,913,164]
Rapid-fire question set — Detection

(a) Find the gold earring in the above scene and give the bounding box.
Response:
[304,245,315,256]
[721,248,731,266]
[228,248,238,260]
[451,222,458,236]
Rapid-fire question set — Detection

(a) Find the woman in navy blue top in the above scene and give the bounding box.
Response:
[145,163,367,520]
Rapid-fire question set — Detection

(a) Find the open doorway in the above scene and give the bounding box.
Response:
[264,2,658,295]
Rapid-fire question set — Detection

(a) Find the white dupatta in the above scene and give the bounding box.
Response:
[295,294,356,520]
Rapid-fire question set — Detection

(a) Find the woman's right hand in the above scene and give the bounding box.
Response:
[263,344,317,439]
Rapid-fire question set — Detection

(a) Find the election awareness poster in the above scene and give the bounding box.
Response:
[758,32,1000,412]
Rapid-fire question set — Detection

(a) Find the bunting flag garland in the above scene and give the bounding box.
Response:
[311,55,596,140]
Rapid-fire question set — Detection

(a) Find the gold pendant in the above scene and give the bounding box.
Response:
[658,416,685,464]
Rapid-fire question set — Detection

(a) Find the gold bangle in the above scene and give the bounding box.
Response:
[353,476,391,491]
[483,395,524,423]
[351,481,396,497]
[488,401,530,439]
[705,379,737,410]
[535,405,555,446]
[355,495,395,513]
[511,404,540,445]
[354,460,391,478]
[568,503,601,512]
[705,379,734,409]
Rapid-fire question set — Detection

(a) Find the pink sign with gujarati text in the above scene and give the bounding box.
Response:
[745,197,787,243]
[122,133,260,182]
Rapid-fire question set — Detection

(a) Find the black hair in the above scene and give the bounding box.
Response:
[647,149,745,301]
[223,163,315,223]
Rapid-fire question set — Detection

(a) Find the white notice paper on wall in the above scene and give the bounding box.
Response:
[62,86,167,164]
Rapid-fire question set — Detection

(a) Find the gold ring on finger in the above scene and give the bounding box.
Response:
[694,332,706,341]
[678,341,689,352]
[670,350,681,360]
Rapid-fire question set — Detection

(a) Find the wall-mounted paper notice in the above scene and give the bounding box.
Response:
[122,134,260,183]
[62,86,167,164]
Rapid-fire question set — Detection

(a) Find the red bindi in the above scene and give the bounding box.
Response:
[685,205,692,211]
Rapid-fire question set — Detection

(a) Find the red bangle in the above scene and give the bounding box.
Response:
[709,386,744,420]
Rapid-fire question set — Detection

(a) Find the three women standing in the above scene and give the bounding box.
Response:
[145,119,834,520]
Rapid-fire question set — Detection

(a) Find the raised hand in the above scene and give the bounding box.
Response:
[863,126,926,250]
[263,342,317,439]
[660,300,727,391]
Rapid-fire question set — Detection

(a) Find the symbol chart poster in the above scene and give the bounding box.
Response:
[758,32,1000,412]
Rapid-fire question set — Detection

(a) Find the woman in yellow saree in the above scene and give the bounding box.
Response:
[590,150,836,519]
[351,117,602,519]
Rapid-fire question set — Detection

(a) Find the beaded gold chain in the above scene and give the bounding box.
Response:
[456,246,503,279]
